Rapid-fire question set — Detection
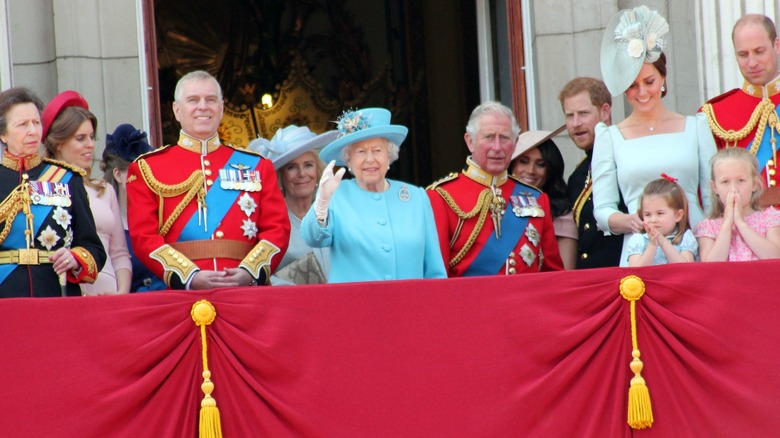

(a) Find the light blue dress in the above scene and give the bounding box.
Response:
[592,114,716,266]
[301,178,447,283]
[625,229,698,265]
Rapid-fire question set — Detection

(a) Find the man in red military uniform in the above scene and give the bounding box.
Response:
[701,14,780,200]
[427,101,563,277]
[127,71,289,289]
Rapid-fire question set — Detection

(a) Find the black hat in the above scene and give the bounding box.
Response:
[104,124,152,162]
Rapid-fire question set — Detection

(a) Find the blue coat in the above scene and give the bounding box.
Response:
[301,179,447,283]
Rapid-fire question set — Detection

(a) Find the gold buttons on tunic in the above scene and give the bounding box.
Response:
[205,169,213,176]
[206,180,213,187]
[580,253,589,260]
[215,231,224,239]
[584,223,590,230]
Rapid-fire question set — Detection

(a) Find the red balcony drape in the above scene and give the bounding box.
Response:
[1,260,778,436]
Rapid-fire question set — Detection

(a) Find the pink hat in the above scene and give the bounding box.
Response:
[42,90,89,140]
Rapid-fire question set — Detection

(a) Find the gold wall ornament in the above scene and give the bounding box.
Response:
[219,54,344,148]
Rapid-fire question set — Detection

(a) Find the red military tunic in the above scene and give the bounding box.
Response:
[126,132,290,289]
[701,76,780,192]
[427,158,563,277]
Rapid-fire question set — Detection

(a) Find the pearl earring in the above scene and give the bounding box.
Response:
[661,86,666,92]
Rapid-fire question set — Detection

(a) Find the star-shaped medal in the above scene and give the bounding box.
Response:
[241,219,258,239]
[237,192,257,217]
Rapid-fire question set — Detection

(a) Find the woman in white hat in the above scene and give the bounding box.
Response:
[593,5,716,266]
[249,125,338,285]
[300,108,447,283]
[510,130,577,269]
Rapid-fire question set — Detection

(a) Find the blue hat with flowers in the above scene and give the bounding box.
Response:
[319,108,408,166]
[103,124,153,162]
[248,125,338,169]
[600,5,669,96]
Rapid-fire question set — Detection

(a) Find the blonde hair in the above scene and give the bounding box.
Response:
[637,177,690,245]
[708,147,764,218]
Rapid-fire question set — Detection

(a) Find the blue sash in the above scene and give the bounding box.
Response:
[179,152,261,241]
[463,183,533,277]
[0,166,73,283]
[755,106,780,172]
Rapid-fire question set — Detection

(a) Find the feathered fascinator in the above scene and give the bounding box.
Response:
[247,125,338,170]
[600,5,669,96]
[104,124,153,162]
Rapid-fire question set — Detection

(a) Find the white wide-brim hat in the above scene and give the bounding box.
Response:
[600,5,669,96]
[248,126,338,169]
[319,108,408,166]
[512,125,566,160]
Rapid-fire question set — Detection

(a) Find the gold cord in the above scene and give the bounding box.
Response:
[434,187,494,267]
[701,99,779,153]
[137,159,206,236]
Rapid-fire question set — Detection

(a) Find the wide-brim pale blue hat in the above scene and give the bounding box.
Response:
[319,108,408,166]
[248,126,338,169]
[600,5,669,96]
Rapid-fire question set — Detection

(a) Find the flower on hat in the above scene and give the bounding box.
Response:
[105,124,152,162]
[628,39,644,58]
[336,110,370,137]
[613,5,668,64]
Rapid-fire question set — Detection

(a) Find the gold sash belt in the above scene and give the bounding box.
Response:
[0,249,57,265]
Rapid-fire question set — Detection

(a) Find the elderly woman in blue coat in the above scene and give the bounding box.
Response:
[300,108,447,283]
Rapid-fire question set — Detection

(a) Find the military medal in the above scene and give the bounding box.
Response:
[526,194,544,217]
[399,184,411,202]
[519,243,535,267]
[525,224,540,247]
[220,167,262,192]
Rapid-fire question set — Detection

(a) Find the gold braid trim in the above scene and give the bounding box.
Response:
[701,99,779,153]
[434,187,493,268]
[0,189,23,246]
[0,182,33,247]
[137,159,206,236]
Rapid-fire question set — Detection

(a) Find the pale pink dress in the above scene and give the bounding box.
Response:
[694,207,780,261]
[80,183,132,295]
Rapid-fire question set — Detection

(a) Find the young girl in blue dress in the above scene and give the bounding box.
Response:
[626,176,698,266]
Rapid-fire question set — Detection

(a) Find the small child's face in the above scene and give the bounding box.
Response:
[641,195,683,236]
[712,158,758,209]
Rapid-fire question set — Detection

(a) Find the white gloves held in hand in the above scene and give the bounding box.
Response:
[314,160,346,224]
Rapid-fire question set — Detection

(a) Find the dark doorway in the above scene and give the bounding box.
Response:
[147,0,482,186]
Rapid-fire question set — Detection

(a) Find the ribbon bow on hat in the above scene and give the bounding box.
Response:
[600,5,669,96]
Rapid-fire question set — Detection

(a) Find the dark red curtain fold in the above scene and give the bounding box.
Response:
[1,260,779,437]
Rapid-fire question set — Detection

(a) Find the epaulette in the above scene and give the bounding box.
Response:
[42,158,87,177]
[426,172,459,190]
[132,144,172,162]
[508,174,541,194]
[702,88,740,107]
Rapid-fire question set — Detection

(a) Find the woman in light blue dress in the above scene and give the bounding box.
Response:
[301,108,447,283]
[593,6,717,266]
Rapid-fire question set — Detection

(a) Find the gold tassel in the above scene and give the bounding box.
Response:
[192,300,223,438]
[619,276,653,429]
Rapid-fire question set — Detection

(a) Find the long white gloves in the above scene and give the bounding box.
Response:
[314,160,346,224]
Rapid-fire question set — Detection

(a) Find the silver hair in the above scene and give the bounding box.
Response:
[340,139,400,165]
[465,101,520,141]
[173,70,223,102]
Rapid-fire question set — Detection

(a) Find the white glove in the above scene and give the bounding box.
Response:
[314,160,346,224]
